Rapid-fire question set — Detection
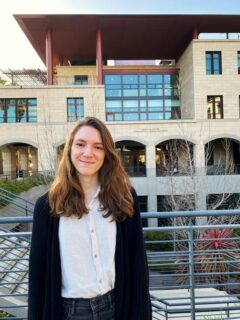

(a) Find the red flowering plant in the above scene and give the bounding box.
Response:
[195,228,240,284]
[177,228,240,286]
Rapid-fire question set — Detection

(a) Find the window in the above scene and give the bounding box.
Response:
[67,98,84,121]
[138,196,148,227]
[206,51,222,75]
[105,73,180,121]
[207,193,240,210]
[74,75,88,85]
[239,96,240,118]
[238,52,240,74]
[0,98,37,123]
[207,96,223,119]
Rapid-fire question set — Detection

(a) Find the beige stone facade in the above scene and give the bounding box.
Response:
[1,39,240,222]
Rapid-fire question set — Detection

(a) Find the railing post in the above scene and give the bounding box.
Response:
[188,218,196,320]
[25,202,28,216]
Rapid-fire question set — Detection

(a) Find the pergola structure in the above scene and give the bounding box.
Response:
[14,14,240,85]
[0,69,47,86]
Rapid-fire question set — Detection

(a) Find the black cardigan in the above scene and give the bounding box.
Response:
[28,190,152,320]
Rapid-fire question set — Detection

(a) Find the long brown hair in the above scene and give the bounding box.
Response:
[49,117,134,221]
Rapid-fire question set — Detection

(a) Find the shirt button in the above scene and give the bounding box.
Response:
[91,229,94,233]
[99,280,102,283]
[94,254,97,258]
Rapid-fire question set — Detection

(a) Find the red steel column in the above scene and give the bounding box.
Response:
[46,29,53,85]
[193,28,199,40]
[96,29,103,85]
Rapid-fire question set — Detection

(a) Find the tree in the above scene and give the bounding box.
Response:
[0,75,6,86]
[158,135,240,227]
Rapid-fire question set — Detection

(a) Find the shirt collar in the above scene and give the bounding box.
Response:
[93,185,100,198]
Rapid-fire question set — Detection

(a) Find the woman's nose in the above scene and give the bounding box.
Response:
[83,146,93,157]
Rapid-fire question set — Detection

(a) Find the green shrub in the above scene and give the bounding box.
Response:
[233,229,240,237]
[0,310,12,317]
[0,174,53,207]
[144,230,172,251]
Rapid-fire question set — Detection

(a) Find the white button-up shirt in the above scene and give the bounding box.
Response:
[59,187,116,298]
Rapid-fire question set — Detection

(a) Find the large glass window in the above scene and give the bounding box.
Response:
[238,51,240,74]
[28,98,37,122]
[105,73,180,121]
[0,98,37,123]
[67,98,84,122]
[207,96,223,119]
[0,100,4,123]
[206,51,222,75]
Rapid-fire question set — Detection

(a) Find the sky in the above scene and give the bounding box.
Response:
[1,0,240,69]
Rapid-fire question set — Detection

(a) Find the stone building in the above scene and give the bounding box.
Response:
[1,14,240,225]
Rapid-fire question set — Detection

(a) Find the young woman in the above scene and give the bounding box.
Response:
[28,117,152,320]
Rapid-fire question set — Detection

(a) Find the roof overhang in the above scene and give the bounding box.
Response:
[14,14,240,66]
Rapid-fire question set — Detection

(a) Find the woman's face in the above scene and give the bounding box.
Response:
[71,125,105,181]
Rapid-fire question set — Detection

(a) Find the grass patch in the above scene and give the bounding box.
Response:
[0,174,53,192]
[0,174,53,206]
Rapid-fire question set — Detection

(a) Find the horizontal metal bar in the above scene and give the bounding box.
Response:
[151,305,240,313]
[0,187,34,205]
[144,224,240,232]
[0,217,33,223]
[142,209,240,218]
[0,232,31,237]
[0,208,240,224]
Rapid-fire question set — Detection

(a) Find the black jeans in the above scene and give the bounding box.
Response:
[62,289,115,320]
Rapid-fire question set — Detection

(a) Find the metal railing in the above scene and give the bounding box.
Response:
[0,188,34,233]
[144,210,240,320]
[0,210,240,319]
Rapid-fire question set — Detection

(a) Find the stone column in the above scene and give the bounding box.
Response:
[2,147,12,174]
[195,143,207,223]
[46,29,53,85]
[96,29,103,85]
[31,149,38,173]
[19,148,28,172]
[146,144,156,178]
[147,195,158,227]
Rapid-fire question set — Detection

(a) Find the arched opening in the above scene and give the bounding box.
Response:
[0,143,38,178]
[115,140,146,177]
[205,138,240,175]
[156,139,194,176]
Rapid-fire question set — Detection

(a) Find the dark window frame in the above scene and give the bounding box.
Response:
[138,195,148,227]
[206,51,222,75]
[0,98,37,123]
[74,75,88,85]
[238,51,240,74]
[67,97,84,122]
[104,73,180,122]
[207,95,224,119]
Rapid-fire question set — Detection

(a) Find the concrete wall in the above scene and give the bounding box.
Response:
[193,39,240,120]
[56,66,97,85]
[177,42,195,119]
